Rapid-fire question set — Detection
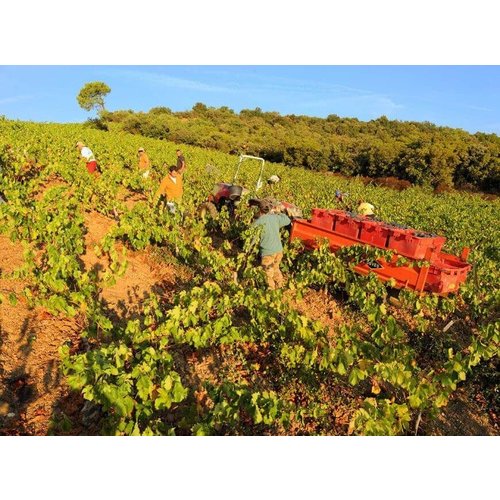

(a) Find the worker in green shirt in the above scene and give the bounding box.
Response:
[251,198,291,290]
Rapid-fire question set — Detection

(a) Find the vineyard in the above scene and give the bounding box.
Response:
[0,118,498,436]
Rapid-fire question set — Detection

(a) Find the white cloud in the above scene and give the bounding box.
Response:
[208,72,403,116]
[202,69,376,97]
[0,94,34,105]
[464,104,491,112]
[106,68,234,93]
[119,67,376,100]
[302,93,404,118]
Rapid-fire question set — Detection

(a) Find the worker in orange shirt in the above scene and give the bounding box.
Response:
[154,164,184,213]
[137,147,151,178]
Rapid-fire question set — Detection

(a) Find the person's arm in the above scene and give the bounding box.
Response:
[153,176,169,203]
[178,157,186,175]
[277,213,291,227]
[141,154,150,169]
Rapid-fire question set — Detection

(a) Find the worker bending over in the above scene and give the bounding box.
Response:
[252,198,291,290]
[76,141,98,174]
[357,200,376,218]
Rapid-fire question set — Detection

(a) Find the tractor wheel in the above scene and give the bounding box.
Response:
[198,201,218,220]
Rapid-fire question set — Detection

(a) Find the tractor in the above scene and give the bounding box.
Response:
[198,154,302,220]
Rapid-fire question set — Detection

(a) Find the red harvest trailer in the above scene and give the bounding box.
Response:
[290,209,471,295]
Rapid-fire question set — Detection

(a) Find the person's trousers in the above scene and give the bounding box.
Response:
[261,252,284,290]
[86,161,98,174]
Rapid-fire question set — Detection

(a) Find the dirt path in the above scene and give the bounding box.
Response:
[81,210,190,318]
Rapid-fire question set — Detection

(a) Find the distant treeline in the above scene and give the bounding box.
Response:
[98,104,500,192]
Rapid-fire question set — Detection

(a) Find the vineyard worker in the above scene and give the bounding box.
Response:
[252,198,291,290]
[154,165,184,213]
[138,147,151,178]
[176,149,186,173]
[357,200,376,218]
[76,141,98,175]
[267,174,281,185]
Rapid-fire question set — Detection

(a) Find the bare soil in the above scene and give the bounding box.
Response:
[0,235,81,434]
[418,386,498,436]
[0,207,189,435]
[285,288,338,339]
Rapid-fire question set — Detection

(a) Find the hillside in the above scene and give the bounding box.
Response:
[101,105,500,193]
[0,119,498,436]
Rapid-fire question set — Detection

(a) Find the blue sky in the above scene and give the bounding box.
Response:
[1,66,499,135]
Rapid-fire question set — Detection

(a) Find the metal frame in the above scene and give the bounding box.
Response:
[232,154,266,192]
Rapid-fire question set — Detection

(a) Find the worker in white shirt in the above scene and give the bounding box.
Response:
[76,141,98,174]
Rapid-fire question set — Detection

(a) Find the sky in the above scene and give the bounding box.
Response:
[1,65,499,136]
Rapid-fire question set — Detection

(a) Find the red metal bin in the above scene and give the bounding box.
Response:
[387,227,439,260]
[412,233,446,261]
[328,209,344,228]
[335,213,363,239]
[359,219,391,248]
[311,208,336,231]
[425,254,472,294]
